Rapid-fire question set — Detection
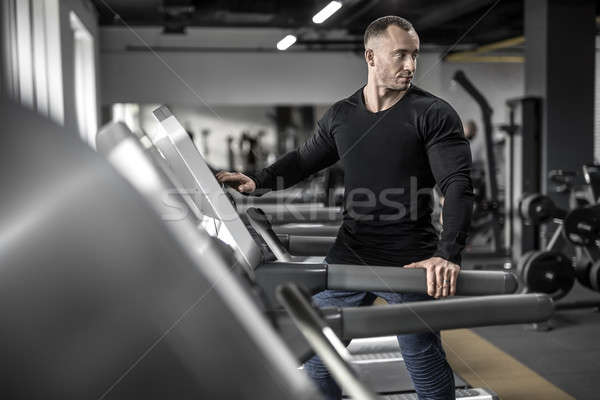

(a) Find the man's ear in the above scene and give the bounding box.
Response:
[364,48,375,67]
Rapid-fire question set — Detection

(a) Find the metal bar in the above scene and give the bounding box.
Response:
[341,294,553,338]
[327,265,518,295]
[446,36,525,60]
[545,224,563,251]
[555,299,600,311]
[452,70,503,251]
[276,284,378,400]
[445,55,524,63]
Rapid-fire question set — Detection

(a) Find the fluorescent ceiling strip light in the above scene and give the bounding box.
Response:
[277,34,297,50]
[312,1,342,24]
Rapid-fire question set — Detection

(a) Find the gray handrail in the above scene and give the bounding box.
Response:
[327,264,519,295]
[340,293,553,338]
[246,207,293,262]
[276,284,378,400]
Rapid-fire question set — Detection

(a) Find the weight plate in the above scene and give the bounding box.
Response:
[519,194,555,225]
[574,259,593,289]
[589,260,600,292]
[564,206,600,246]
[523,251,575,300]
[516,250,537,286]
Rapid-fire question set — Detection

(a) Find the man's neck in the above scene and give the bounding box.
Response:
[363,82,409,113]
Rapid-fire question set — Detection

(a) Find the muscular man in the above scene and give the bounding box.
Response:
[218,16,473,400]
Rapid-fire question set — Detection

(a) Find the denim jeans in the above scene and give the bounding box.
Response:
[303,286,456,399]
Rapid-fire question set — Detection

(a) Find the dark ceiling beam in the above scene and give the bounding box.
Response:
[340,0,382,27]
[414,0,498,30]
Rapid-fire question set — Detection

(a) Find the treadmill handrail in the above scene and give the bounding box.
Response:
[338,293,553,338]
[255,262,518,309]
[327,264,519,295]
[248,207,518,296]
[276,284,379,400]
[272,293,553,359]
[246,207,293,262]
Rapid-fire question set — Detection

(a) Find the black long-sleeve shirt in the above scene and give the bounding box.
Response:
[253,85,474,266]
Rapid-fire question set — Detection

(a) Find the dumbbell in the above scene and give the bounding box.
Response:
[563,205,600,246]
[574,258,600,293]
[519,193,558,225]
[517,250,575,300]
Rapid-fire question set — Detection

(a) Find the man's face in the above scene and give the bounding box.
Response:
[366,25,420,90]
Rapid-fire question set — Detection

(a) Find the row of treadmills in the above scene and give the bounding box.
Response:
[2,99,553,399]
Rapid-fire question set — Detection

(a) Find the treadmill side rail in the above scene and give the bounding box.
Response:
[341,293,553,338]
[327,264,518,295]
[255,262,328,308]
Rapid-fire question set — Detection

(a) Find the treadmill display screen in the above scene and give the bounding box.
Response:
[151,105,262,271]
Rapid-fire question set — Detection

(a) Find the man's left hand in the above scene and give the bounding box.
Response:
[403,257,460,298]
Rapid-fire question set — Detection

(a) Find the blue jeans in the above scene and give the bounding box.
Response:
[303,289,456,400]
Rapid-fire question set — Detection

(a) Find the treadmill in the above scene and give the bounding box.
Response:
[1,100,319,400]
[147,106,517,294]
[99,120,552,400]
[4,98,551,400]
[109,106,549,398]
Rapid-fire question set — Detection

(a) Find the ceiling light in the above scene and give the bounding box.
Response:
[312,1,342,24]
[277,35,297,51]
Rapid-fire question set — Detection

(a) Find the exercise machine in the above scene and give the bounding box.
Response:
[89,105,552,398]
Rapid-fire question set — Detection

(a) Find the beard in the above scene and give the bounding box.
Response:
[388,76,411,91]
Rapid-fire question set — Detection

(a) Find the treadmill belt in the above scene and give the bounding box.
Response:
[379,388,498,399]
[346,337,467,394]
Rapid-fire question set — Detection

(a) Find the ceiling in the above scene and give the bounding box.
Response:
[90,0,596,50]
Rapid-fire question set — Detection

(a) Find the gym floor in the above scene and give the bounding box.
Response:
[445,283,600,399]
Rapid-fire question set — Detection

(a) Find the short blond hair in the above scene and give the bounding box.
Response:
[364,16,415,48]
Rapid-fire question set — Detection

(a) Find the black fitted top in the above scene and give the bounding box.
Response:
[252,85,474,266]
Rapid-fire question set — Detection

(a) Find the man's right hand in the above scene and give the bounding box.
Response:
[216,171,257,194]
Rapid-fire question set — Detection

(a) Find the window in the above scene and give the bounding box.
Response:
[0,0,63,123]
[70,11,97,146]
[15,0,34,107]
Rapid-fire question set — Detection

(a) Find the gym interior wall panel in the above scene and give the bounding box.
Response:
[101,51,523,111]
[101,51,367,106]
[412,53,445,98]
[99,26,318,52]
[99,25,525,111]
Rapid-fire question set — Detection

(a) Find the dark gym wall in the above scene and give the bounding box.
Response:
[525,0,596,199]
